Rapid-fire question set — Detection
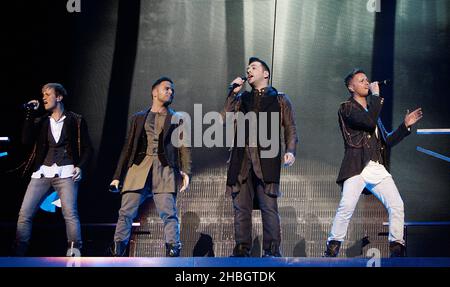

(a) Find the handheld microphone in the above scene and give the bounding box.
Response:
[22,101,38,110]
[376,79,391,86]
[109,184,120,193]
[229,76,248,90]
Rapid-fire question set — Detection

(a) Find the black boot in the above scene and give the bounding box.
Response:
[13,241,29,257]
[263,242,282,257]
[231,243,251,257]
[165,242,181,257]
[66,241,82,257]
[324,240,341,257]
[389,242,406,257]
[110,241,127,257]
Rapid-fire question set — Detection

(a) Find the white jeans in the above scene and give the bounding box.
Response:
[328,174,405,245]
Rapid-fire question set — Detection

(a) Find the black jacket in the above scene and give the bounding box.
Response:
[22,110,93,173]
[336,95,411,185]
[112,108,191,181]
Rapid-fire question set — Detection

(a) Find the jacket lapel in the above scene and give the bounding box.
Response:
[163,108,175,140]
[135,109,150,137]
[349,96,367,112]
[41,117,50,144]
[377,118,388,142]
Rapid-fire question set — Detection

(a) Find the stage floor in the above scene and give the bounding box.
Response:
[1,257,449,267]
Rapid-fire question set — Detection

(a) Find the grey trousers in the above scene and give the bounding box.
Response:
[114,191,179,245]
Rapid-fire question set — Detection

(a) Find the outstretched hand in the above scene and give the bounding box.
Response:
[404,108,423,128]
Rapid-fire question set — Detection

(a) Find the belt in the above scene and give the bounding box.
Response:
[147,147,160,156]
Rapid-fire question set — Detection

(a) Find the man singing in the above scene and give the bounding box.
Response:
[15,83,92,256]
[223,57,298,257]
[324,68,423,257]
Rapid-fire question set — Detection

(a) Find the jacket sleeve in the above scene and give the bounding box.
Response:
[280,94,298,155]
[378,118,411,147]
[339,95,383,132]
[220,91,241,123]
[22,113,42,145]
[112,115,137,181]
[179,145,192,177]
[174,116,192,177]
[77,117,93,170]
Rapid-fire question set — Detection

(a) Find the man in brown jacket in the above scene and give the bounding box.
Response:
[223,57,298,257]
[109,77,191,257]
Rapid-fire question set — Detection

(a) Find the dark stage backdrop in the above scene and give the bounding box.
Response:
[0,0,449,257]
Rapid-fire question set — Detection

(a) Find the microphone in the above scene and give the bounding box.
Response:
[229,76,247,90]
[109,184,120,193]
[22,101,38,110]
[368,80,391,96]
[376,79,391,86]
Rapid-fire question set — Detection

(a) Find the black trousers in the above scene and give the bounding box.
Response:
[231,167,281,251]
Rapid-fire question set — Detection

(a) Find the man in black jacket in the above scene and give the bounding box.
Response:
[15,83,93,256]
[324,69,423,257]
[223,57,298,257]
[109,77,191,257]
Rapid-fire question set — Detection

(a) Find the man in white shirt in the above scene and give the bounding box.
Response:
[14,83,92,256]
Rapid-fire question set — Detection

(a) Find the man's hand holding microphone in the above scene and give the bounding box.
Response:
[229,76,247,95]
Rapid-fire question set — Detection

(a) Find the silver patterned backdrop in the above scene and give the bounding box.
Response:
[128,0,387,257]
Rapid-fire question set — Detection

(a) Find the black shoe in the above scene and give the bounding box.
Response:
[389,242,406,257]
[110,241,127,257]
[262,250,282,257]
[324,240,341,257]
[66,241,82,257]
[262,242,282,257]
[231,243,251,257]
[166,242,182,257]
[13,241,29,257]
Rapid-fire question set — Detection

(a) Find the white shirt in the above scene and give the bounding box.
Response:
[360,160,391,185]
[359,99,393,184]
[49,115,66,143]
[31,115,75,179]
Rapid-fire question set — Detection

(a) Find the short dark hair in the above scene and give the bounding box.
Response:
[152,76,173,90]
[344,68,365,88]
[42,83,67,97]
[249,57,271,79]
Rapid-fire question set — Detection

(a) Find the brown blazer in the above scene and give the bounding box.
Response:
[112,108,191,181]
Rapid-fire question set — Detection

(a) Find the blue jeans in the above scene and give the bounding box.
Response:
[16,177,81,246]
[114,192,179,245]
